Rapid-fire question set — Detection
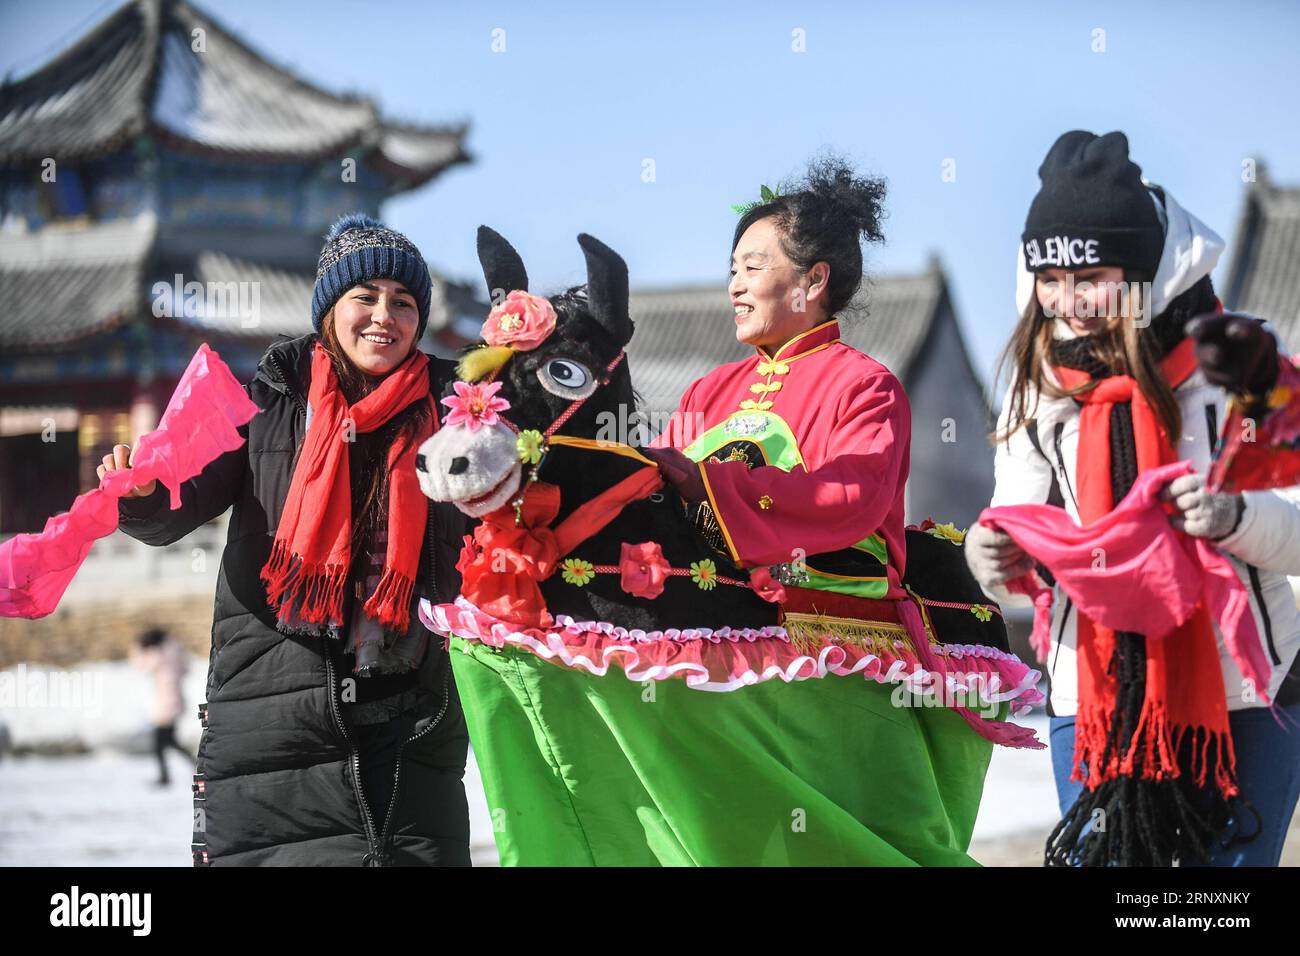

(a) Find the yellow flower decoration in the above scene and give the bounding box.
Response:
[970,604,992,623]
[517,429,545,465]
[561,558,595,587]
[690,558,718,590]
[1267,383,1292,410]
[925,521,966,546]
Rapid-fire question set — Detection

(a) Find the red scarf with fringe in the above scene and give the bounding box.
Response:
[1051,336,1238,796]
[261,343,433,635]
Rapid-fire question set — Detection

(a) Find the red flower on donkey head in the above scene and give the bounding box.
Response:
[619,541,671,600]
[441,380,511,432]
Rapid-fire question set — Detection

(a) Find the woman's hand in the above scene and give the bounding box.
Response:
[964,520,1034,589]
[1158,471,1245,540]
[96,443,158,499]
[639,446,707,503]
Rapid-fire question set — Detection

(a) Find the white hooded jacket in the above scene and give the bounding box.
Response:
[983,189,1300,716]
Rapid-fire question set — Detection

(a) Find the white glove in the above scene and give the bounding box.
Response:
[964,520,1035,591]
[1158,471,1245,540]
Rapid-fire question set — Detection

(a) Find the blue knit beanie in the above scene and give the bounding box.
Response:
[311,213,433,337]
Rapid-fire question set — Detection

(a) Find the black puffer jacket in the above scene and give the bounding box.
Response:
[118,333,472,866]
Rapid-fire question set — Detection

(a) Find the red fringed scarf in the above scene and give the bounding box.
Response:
[261,343,433,635]
[1051,335,1238,798]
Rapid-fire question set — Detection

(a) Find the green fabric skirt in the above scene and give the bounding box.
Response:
[452,637,994,866]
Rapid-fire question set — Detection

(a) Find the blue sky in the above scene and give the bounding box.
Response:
[4,0,1298,390]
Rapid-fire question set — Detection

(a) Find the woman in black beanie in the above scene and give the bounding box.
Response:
[966,130,1300,866]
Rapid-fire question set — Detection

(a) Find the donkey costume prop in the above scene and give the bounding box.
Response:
[416,227,1044,865]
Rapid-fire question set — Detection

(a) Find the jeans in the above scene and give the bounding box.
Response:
[1049,702,1300,866]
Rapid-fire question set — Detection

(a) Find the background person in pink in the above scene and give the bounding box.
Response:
[965,130,1300,866]
[129,628,193,787]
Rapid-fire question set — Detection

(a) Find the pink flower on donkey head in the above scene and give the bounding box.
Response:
[619,541,671,600]
[441,380,511,432]
[482,291,557,351]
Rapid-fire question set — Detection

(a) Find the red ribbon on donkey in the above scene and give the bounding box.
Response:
[457,466,666,629]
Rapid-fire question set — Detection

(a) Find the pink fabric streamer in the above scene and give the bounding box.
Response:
[0,344,260,618]
[895,596,1047,750]
[979,460,1272,705]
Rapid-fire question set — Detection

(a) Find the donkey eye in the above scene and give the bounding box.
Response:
[537,359,595,399]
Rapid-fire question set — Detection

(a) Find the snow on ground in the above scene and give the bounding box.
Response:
[0,659,1054,866]
[972,711,1058,839]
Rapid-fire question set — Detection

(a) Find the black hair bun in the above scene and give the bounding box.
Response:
[733,153,887,316]
[798,154,887,246]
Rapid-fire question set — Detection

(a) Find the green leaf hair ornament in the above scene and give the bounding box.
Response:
[730,183,781,216]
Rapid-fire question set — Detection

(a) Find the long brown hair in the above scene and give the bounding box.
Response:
[992,272,1181,445]
[318,307,433,556]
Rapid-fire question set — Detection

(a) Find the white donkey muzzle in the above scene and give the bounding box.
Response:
[416,421,522,517]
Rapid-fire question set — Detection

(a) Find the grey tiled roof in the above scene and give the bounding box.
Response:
[0,216,155,348]
[0,0,469,187]
[0,214,477,351]
[625,263,947,417]
[1224,168,1300,350]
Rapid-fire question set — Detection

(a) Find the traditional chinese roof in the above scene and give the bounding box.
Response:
[625,258,953,417]
[0,216,156,349]
[0,214,484,352]
[0,0,469,188]
[1223,166,1300,350]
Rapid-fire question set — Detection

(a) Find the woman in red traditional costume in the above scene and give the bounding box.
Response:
[622,155,1040,864]
[643,161,910,602]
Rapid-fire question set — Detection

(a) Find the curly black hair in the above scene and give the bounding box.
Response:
[732,154,887,316]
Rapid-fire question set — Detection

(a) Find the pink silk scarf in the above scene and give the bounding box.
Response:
[979,460,1272,706]
[0,344,259,618]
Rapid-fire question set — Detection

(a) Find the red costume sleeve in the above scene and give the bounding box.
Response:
[698,372,910,567]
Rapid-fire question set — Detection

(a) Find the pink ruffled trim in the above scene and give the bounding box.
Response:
[420,596,1047,747]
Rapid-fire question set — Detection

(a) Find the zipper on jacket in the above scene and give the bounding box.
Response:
[323,649,383,862]
[1052,422,1079,514]
[369,508,449,864]
[1204,403,1220,457]
[266,349,308,418]
[1245,563,1282,666]
[374,489,454,863]
[374,660,455,864]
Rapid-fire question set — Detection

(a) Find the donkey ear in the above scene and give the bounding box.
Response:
[577,233,632,347]
[476,225,528,300]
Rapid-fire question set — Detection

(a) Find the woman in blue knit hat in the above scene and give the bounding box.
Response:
[98,214,475,866]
